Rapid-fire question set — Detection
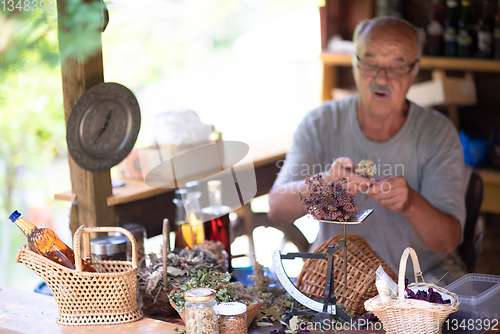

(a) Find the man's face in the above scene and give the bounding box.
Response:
[353,26,419,117]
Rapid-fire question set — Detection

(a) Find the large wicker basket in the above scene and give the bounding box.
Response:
[364,247,460,334]
[296,234,397,315]
[15,226,143,326]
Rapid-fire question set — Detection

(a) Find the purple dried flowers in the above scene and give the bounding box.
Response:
[404,276,451,304]
[300,175,358,222]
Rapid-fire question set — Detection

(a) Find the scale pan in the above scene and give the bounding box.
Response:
[318,208,373,224]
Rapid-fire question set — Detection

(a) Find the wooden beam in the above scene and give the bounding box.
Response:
[57,0,115,234]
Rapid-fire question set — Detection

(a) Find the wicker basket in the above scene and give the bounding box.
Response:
[15,225,143,326]
[364,247,460,334]
[296,234,397,315]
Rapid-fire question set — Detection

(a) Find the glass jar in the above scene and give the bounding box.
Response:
[90,235,127,261]
[184,288,219,334]
[216,302,247,334]
[119,223,147,266]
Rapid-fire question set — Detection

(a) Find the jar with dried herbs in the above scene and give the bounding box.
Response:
[215,302,247,334]
[184,288,218,334]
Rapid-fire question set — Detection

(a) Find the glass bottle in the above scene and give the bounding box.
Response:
[184,288,219,334]
[457,0,475,57]
[173,189,194,249]
[376,0,390,17]
[444,0,459,56]
[478,0,494,58]
[202,180,232,271]
[185,181,205,245]
[390,0,403,18]
[494,0,500,59]
[9,210,97,272]
[216,302,247,334]
[427,0,445,56]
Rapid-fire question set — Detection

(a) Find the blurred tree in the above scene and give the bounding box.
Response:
[0,0,104,287]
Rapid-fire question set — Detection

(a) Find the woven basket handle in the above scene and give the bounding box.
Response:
[397,247,426,303]
[73,226,139,272]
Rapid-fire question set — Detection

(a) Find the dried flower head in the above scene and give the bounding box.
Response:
[355,160,377,179]
[300,174,357,222]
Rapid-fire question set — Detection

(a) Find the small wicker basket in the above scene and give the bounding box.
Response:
[296,234,397,315]
[15,225,143,326]
[364,247,460,334]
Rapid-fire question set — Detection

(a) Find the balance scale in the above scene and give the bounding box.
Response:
[271,209,373,328]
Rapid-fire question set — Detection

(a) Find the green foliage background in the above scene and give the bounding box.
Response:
[0,0,322,288]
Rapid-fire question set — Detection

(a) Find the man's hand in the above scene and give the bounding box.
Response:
[326,157,371,195]
[365,176,414,213]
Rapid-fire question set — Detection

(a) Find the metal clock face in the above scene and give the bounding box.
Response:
[67,82,141,172]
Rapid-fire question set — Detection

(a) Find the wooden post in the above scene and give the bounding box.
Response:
[57,0,116,234]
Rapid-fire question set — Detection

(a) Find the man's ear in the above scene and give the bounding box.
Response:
[412,60,420,77]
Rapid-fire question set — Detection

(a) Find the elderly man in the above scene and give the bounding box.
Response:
[268,17,467,281]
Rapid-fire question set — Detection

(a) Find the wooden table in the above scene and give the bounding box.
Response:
[54,135,293,238]
[1,287,498,334]
[0,287,377,334]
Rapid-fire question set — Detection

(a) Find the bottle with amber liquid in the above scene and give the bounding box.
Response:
[173,189,195,249]
[185,181,205,245]
[9,210,97,272]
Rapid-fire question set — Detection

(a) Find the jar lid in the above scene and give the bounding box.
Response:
[207,180,221,192]
[184,288,216,301]
[215,302,247,315]
[90,236,127,255]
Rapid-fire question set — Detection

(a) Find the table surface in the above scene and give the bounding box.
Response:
[0,287,377,334]
[1,287,497,334]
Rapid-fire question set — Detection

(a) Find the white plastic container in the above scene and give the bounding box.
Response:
[444,274,500,334]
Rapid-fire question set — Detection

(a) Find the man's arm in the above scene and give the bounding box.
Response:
[268,180,308,223]
[366,176,461,254]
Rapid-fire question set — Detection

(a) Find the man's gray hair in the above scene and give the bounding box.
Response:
[353,17,426,59]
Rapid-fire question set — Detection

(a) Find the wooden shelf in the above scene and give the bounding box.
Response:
[320,51,500,72]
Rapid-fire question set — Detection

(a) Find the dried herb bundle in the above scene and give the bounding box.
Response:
[354,160,377,179]
[300,175,357,222]
[232,261,294,324]
[169,269,246,312]
[138,247,226,297]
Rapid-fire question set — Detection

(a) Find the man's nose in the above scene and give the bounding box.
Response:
[375,67,390,82]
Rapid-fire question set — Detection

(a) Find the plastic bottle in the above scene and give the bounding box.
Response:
[9,210,97,272]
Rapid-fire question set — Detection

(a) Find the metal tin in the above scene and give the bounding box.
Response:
[90,235,127,261]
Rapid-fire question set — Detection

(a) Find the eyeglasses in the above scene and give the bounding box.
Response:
[355,54,419,80]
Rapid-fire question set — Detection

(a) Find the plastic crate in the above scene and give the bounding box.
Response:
[443,274,500,334]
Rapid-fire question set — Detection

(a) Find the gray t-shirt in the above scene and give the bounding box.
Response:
[274,93,466,276]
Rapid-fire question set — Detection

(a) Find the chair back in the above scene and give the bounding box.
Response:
[458,168,484,272]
